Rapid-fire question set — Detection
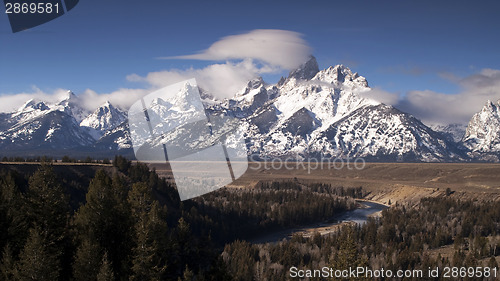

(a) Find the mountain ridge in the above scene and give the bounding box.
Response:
[0,57,498,162]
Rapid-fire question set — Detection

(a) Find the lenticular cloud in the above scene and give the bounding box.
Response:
[164,29,312,70]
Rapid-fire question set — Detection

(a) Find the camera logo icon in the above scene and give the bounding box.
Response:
[128,79,248,201]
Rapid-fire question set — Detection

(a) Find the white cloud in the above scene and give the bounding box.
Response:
[0,29,313,112]
[79,88,150,111]
[128,29,314,99]
[163,29,312,70]
[0,87,150,113]
[0,87,70,112]
[127,59,262,99]
[0,60,265,112]
[358,87,400,105]
[396,68,500,125]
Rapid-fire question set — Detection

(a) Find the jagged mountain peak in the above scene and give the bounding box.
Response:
[80,101,127,140]
[224,80,270,117]
[63,90,77,99]
[18,98,35,110]
[198,87,215,102]
[312,64,368,87]
[274,62,376,130]
[171,82,205,112]
[463,99,500,155]
[234,77,265,98]
[247,77,264,89]
[96,101,121,113]
[99,101,124,113]
[17,99,49,112]
[56,90,79,105]
[287,56,319,81]
[474,99,500,121]
[483,99,500,112]
[52,91,90,122]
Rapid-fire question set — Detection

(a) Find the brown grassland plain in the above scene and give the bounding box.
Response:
[150,161,500,205]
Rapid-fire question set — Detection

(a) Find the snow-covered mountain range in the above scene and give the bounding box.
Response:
[0,92,131,157]
[1,56,499,162]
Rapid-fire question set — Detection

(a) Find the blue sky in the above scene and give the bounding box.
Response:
[1,0,500,124]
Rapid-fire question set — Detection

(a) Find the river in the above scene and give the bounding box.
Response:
[250,200,388,244]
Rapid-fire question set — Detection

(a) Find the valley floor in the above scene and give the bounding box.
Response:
[150,161,500,205]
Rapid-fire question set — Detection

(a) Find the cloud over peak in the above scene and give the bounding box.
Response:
[396,68,500,126]
[127,60,259,99]
[132,29,312,99]
[164,29,312,70]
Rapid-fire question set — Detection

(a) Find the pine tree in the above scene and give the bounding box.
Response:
[0,171,28,256]
[129,183,168,281]
[113,155,130,173]
[331,226,368,281]
[72,238,102,281]
[17,164,70,280]
[16,227,60,281]
[74,170,132,280]
[97,252,115,281]
[0,244,15,281]
[0,175,10,251]
[128,182,153,217]
[180,266,194,281]
[24,164,69,256]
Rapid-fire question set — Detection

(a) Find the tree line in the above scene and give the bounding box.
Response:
[189,181,360,243]
[0,156,364,280]
[0,155,112,164]
[221,197,500,281]
[0,160,226,280]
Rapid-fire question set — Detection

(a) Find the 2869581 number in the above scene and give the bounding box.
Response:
[443,267,498,278]
[5,2,60,14]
